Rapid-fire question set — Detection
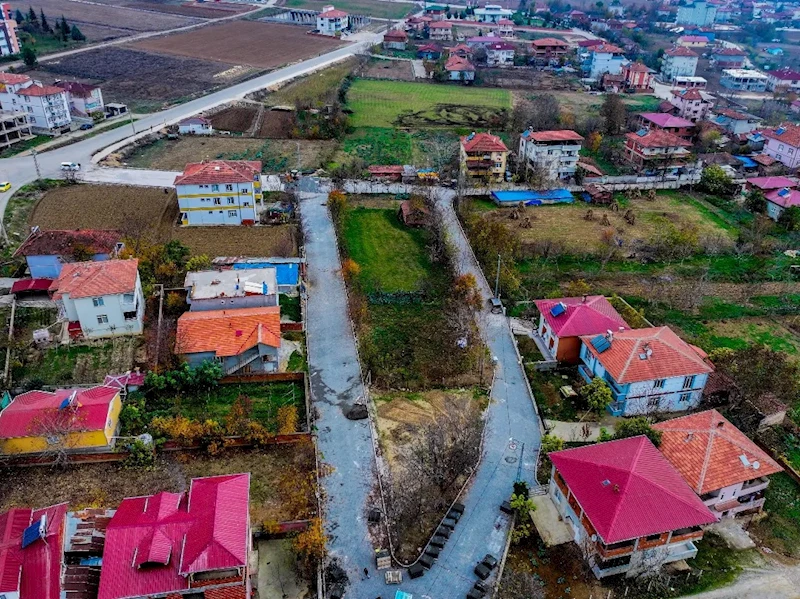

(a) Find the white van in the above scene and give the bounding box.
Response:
[60,162,81,171]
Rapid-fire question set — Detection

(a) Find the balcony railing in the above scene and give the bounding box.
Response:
[665,541,698,563]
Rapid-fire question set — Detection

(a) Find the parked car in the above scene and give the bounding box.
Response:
[0,182,10,192]
[79,123,94,130]
[60,162,81,171]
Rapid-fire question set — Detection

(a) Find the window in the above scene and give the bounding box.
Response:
[213,198,221,205]
[211,184,219,192]
[779,144,785,151]
[653,379,665,389]
[227,197,235,204]
[225,184,234,191]
[29,117,35,123]
[494,162,502,168]
[92,297,104,307]
[679,392,692,403]
[647,397,660,409]
[243,201,251,206]
[228,210,238,217]
[645,533,662,542]
[241,188,249,194]
[97,314,109,324]
[124,310,137,321]
[682,375,695,389]
[123,293,135,304]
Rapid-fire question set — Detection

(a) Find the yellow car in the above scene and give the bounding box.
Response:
[0,182,10,192]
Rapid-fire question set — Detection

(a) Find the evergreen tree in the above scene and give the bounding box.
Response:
[40,9,50,33]
[14,9,24,24]
[27,6,38,24]
[21,45,37,67]
[59,15,69,41]
[70,24,85,41]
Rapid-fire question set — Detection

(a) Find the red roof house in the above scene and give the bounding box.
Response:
[624,129,692,170]
[14,229,122,281]
[654,410,781,518]
[459,132,509,182]
[549,436,717,578]
[174,160,261,186]
[50,259,139,301]
[579,326,712,416]
[97,474,251,599]
[533,295,628,363]
[0,503,69,599]
[638,112,695,140]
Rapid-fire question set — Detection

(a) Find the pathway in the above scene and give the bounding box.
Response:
[685,564,800,599]
[411,59,426,78]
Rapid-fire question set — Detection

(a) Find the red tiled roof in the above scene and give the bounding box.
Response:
[763,123,800,148]
[746,176,797,190]
[766,187,800,208]
[319,8,347,17]
[368,165,404,174]
[550,436,717,543]
[14,229,120,258]
[497,18,514,24]
[665,46,698,57]
[525,129,584,142]
[625,61,651,72]
[445,55,475,71]
[461,132,508,153]
[384,28,407,40]
[17,85,65,97]
[639,112,694,129]
[532,37,569,47]
[713,47,747,56]
[54,81,99,98]
[173,160,261,186]
[678,35,709,43]
[50,259,138,300]
[97,474,249,599]
[654,410,782,494]
[175,307,281,357]
[588,42,624,54]
[715,108,753,121]
[580,326,712,384]
[578,39,603,47]
[429,21,453,28]
[535,295,628,338]
[671,88,705,101]
[417,43,441,52]
[0,73,31,85]
[0,503,68,599]
[767,67,800,81]
[626,129,692,149]
[752,153,776,166]
[449,43,472,54]
[0,386,119,439]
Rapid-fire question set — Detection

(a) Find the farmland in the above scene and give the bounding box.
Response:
[33,48,255,112]
[173,224,299,257]
[345,79,512,129]
[209,105,259,133]
[133,21,347,68]
[282,0,414,19]
[125,136,337,172]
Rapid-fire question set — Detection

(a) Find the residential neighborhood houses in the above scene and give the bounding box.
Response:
[3,0,800,597]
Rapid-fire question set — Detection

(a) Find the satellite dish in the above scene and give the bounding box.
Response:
[753,461,760,470]
[137,433,154,446]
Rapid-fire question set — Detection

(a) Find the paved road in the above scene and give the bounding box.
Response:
[302,179,542,597]
[687,564,800,599]
[0,35,378,217]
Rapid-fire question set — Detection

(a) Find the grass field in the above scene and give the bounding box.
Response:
[700,318,800,356]
[751,473,800,558]
[345,79,512,129]
[343,127,413,165]
[261,57,359,107]
[283,0,414,18]
[343,208,431,292]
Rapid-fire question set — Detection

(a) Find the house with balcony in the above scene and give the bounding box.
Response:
[531,37,570,63]
[624,129,693,173]
[578,326,713,416]
[0,73,71,135]
[711,47,747,69]
[532,295,629,364]
[720,69,768,92]
[175,160,261,226]
[584,43,626,80]
[382,28,408,50]
[548,436,717,579]
[762,123,800,169]
[474,3,513,22]
[654,410,782,519]
[486,41,515,66]
[669,88,713,122]
[459,132,509,183]
[638,113,695,140]
[429,21,453,41]
[711,108,760,136]
[316,5,348,36]
[518,128,583,181]
[55,81,104,117]
[766,67,800,93]
[98,474,251,599]
[621,61,653,92]
[50,259,144,339]
[496,18,514,37]
[444,55,476,81]
[175,307,282,375]
[660,47,698,82]
[184,267,278,311]
[0,109,32,150]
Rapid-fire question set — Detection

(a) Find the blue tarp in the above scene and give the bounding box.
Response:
[735,156,758,168]
[232,261,300,286]
[491,189,574,206]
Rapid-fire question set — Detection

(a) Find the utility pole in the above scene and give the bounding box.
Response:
[129,110,136,136]
[31,148,41,181]
[494,253,501,299]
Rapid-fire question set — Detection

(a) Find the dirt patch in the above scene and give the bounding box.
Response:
[210,105,259,133]
[29,183,177,241]
[173,224,299,257]
[133,21,347,68]
[125,1,250,18]
[257,110,296,138]
[0,444,316,524]
[362,59,414,81]
[483,68,582,91]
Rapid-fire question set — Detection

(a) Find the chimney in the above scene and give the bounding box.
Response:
[606,329,613,343]
[618,326,625,332]
[581,294,587,303]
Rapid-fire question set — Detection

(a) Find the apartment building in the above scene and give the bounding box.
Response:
[720,69,768,92]
[638,113,695,140]
[0,2,19,56]
[762,123,800,169]
[660,47,699,82]
[486,41,515,66]
[0,73,71,134]
[174,160,262,226]
[676,0,717,25]
[669,87,714,122]
[585,43,626,80]
[316,5,348,36]
[474,3,513,22]
[429,21,453,41]
[518,128,583,181]
[766,67,800,92]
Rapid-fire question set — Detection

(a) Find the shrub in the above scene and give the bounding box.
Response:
[276,405,299,434]
[581,377,613,413]
[613,416,662,446]
[292,517,327,567]
[121,439,155,470]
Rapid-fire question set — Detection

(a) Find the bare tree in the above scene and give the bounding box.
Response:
[29,402,87,465]
[496,568,546,599]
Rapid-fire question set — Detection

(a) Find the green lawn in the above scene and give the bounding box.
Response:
[279,294,301,322]
[342,208,432,292]
[283,0,413,18]
[345,79,512,129]
[752,473,800,557]
[343,127,414,165]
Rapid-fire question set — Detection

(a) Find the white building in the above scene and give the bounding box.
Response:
[184,268,279,311]
[766,68,800,92]
[720,69,768,92]
[316,5,348,36]
[54,81,104,117]
[676,1,717,25]
[585,43,626,80]
[660,47,699,82]
[762,123,800,169]
[178,116,213,135]
[473,4,513,22]
[518,129,583,180]
[486,41,515,66]
[0,73,71,134]
[0,3,19,56]
[51,259,144,339]
[175,160,262,226]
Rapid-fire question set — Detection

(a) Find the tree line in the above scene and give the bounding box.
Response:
[13,6,86,66]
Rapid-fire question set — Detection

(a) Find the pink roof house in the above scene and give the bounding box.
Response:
[765,187,800,221]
